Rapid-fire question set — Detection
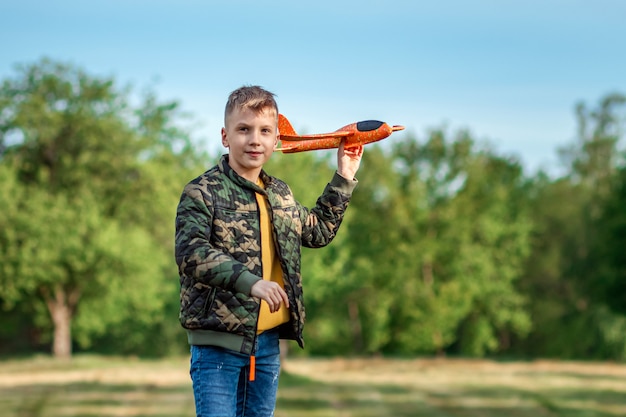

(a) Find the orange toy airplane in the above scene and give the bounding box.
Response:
[275,114,405,153]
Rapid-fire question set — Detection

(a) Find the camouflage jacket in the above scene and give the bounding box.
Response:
[175,155,357,355]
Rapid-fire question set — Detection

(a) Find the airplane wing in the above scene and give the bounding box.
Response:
[279,131,352,141]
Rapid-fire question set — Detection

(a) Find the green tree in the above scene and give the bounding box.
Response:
[0,58,205,358]
[386,130,532,356]
[516,92,626,360]
[592,166,626,315]
[297,129,533,356]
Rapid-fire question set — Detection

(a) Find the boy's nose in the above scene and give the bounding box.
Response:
[249,130,261,144]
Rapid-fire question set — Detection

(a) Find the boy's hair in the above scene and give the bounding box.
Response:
[224,85,278,126]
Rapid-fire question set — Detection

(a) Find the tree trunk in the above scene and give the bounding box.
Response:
[43,285,79,359]
[348,300,364,353]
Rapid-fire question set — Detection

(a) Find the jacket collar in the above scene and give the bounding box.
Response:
[219,154,271,193]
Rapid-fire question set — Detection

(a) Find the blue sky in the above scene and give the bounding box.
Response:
[2,0,625,174]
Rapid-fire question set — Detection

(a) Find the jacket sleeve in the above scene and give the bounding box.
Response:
[301,172,358,248]
[174,183,260,295]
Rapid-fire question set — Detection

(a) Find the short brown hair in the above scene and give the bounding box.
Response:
[224,85,278,126]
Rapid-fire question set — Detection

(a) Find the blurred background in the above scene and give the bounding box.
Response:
[0,0,626,417]
[1,1,626,415]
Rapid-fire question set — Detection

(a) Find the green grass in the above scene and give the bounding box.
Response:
[0,355,624,416]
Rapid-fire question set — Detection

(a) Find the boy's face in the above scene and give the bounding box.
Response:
[221,106,278,182]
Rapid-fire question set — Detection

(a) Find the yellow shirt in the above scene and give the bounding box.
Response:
[255,179,290,333]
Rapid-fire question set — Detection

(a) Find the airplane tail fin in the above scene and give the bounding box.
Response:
[278,114,297,136]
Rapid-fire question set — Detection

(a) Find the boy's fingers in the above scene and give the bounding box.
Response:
[269,288,289,312]
[251,280,290,312]
[280,287,289,308]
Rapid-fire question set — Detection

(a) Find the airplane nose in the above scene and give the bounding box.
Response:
[392,125,405,132]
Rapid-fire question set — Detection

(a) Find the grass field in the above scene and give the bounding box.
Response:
[0,355,625,416]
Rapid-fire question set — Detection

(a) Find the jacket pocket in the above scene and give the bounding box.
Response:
[202,287,217,316]
[181,283,216,329]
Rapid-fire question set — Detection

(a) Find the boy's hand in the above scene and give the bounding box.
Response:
[251,280,289,313]
[337,140,364,180]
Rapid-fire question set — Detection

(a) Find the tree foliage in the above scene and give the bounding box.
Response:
[514,92,626,360]
[333,130,533,356]
[0,58,206,357]
[1,57,626,361]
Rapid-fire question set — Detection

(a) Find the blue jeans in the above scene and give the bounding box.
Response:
[190,330,281,417]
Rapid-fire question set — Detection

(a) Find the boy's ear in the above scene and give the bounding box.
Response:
[221,127,229,148]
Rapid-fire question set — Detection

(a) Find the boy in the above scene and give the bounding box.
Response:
[175,85,363,417]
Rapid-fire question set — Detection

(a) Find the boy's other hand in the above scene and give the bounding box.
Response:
[337,140,364,180]
[251,280,290,313]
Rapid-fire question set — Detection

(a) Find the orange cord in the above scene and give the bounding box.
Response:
[249,356,256,381]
